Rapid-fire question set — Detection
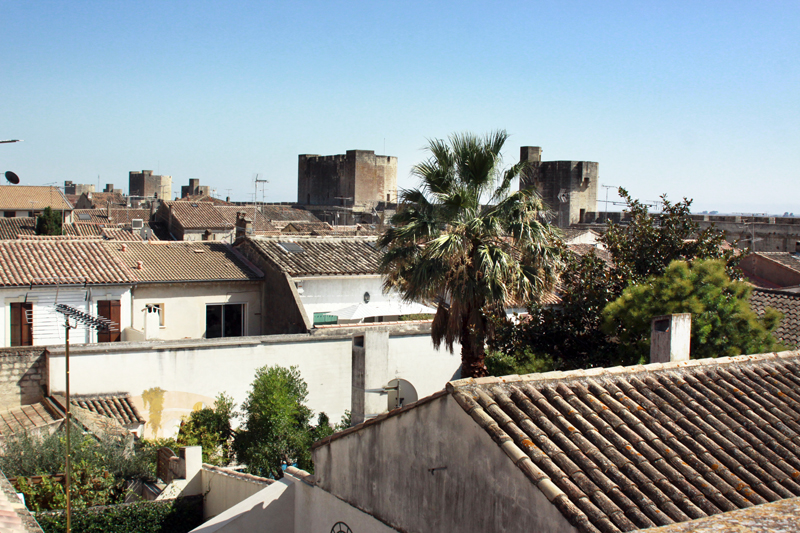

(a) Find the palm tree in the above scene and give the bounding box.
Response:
[379,131,562,377]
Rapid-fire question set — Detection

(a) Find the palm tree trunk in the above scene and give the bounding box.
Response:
[460,314,488,378]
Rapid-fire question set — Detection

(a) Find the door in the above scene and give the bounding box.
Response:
[97,300,121,342]
[10,303,33,346]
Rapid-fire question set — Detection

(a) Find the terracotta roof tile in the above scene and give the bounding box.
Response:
[259,205,321,225]
[0,218,36,240]
[105,241,262,282]
[244,236,381,276]
[569,244,614,266]
[78,191,125,209]
[214,206,280,233]
[0,240,134,286]
[281,222,334,234]
[72,209,151,225]
[162,201,230,230]
[444,351,800,533]
[0,186,72,211]
[750,289,800,348]
[0,402,61,440]
[70,394,145,426]
[754,253,800,275]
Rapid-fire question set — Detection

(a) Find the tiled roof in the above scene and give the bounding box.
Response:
[0,402,61,440]
[281,222,334,234]
[751,289,800,348]
[176,195,232,206]
[214,206,280,233]
[0,186,72,211]
[754,253,800,275]
[0,240,133,286]
[71,395,145,426]
[63,223,104,237]
[445,351,800,533]
[244,236,382,276]
[0,470,42,532]
[79,191,125,208]
[163,201,230,230]
[0,218,36,240]
[104,241,262,282]
[260,205,321,224]
[72,209,151,225]
[569,243,614,266]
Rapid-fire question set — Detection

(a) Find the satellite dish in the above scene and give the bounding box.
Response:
[5,171,20,184]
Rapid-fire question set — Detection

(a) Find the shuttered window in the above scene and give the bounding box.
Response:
[97,300,121,342]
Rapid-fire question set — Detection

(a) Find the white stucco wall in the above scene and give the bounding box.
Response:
[49,335,354,439]
[46,326,461,439]
[314,394,579,533]
[192,471,398,533]
[202,466,273,520]
[0,285,131,347]
[129,281,261,340]
[299,275,386,315]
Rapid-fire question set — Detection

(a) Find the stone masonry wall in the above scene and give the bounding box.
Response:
[0,348,48,410]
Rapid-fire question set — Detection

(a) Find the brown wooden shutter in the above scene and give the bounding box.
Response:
[10,303,33,346]
[97,300,121,342]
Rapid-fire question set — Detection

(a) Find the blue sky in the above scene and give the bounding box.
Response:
[1,1,798,213]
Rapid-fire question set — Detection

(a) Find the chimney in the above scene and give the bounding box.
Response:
[650,313,691,364]
[235,211,252,239]
[121,244,127,252]
[136,261,143,270]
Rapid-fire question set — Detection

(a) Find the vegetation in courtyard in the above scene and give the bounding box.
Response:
[232,365,343,479]
[603,259,782,365]
[379,130,562,377]
[176,393,235,465]
[487,189,778,375]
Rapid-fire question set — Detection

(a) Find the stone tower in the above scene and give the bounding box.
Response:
[297,150,397,209]
[129,170,172,199]
[519,146,598,228]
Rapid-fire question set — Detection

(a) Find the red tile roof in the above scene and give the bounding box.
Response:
[105,241,262,282]
[243,236,382,276]
[162,201,231,230]
[0,217,37,240]
[0,240,133,286]
[0,186,72,211]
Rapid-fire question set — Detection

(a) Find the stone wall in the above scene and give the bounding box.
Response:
[0,348,48,410]
[297,150,397,208]
[519,147,599,228]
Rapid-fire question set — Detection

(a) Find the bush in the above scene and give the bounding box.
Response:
[177,393,235,465]
[35,495,203,533]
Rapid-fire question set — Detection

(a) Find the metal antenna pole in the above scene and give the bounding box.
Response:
[64,316,72,533]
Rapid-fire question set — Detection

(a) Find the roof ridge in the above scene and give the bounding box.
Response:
[447,350,800,391]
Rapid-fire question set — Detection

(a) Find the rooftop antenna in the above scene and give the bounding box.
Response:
[254,174,268,232]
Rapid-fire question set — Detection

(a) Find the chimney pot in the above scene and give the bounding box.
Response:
[136,260,143,270]
[121,244,127,252]
[650,313,691,364]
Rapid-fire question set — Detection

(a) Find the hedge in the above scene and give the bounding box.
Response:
[35,495,203,533]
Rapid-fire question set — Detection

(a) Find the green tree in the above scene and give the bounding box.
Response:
[487,190,744,373]
[233,365,335,479]
[379,131,562,377]
[602,259,783,365]
[603,188,738,284]
[178,393,236,465]
[35,206,62,235]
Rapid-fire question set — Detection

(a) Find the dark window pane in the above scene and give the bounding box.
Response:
[206,305,222,339]
[223,304,243,337]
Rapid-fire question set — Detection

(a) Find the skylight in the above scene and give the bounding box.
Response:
[279,242,305,253]
[77,214,91,221]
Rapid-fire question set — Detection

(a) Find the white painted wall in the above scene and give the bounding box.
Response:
[298,275,386,316]
[0,285,131,347]
[47,327,461,440]
[202,466,273,520]
[192,471,399,533]
[129,282,261,340]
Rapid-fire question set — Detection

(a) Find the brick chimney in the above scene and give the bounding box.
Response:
[650,313,691,364]
[235,211,252,239]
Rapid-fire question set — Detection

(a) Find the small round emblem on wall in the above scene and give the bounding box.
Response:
[330,522,352,533]
[363,292,370,304]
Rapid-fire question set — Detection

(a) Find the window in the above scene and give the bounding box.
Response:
[10,303,33,346]
[97,300,121,342]
[206,304,244,339]
[146,303,165,326]
[4,211,15,218]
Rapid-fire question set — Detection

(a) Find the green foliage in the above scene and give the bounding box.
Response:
[379,130,562,377]
[35,206,62,235]
[177,393,235,465]
[1,425,158,512]
[602,259,783,365]
[233,365,337,479]
[35,495,203,533]
[489,190,749,373]
[485,348,555,376]
[603,188,739,284]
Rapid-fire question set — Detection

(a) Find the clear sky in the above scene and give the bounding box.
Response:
[1,1,798,214]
